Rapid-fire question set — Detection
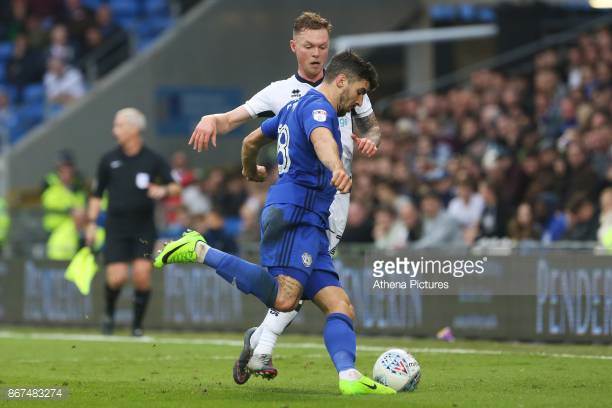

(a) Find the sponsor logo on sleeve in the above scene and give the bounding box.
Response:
[312,109,327,122]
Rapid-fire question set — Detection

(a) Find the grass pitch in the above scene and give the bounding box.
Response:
[1,328,611,407]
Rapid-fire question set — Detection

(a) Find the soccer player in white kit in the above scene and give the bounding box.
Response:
[188,12,381,383]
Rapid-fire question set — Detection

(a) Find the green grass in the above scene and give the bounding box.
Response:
[1,328,611,407]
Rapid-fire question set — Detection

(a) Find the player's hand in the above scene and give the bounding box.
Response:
[85,222,97,248]
[189,115,217,152]
[331,167,351,193]
[242,165,267,182]
[351,134,378,157]
[147,183,168,200]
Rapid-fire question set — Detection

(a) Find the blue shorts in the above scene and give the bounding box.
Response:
[260,204,341,300]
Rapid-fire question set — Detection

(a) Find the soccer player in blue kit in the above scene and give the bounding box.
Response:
[155,51,395,395]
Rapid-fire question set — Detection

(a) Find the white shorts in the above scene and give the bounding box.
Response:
[326,192,350,255]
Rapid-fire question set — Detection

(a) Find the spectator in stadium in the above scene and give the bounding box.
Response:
[448,180,484,229]
[202,209,238,255]
[180,178,212,216]
[598,187,612,249]
[163,150,193,225]
[563,196,597,241]
[0,90,17,137]
[60,0,95,48]
[85,107,180,337]
[47,24,75,62]
[342,201,373,243]
[507,202,542,241]
[399,200,422,243]
[0,0,27,42]
[413,192,463,249]
[5,34,45,101]
[563,141,600,201]
[372,205,407,250]
[43,56,86,115]
[24,14,49,51]
[477,180,508,238]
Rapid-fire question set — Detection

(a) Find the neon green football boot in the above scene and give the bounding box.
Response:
[339,375,396,395]
[154,230,206,268]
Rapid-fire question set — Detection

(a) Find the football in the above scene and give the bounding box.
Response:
[373,348,421,392]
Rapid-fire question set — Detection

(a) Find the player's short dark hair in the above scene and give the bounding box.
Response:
[325,51,379,92]
[293,11,332,34]
[325,51,378,92]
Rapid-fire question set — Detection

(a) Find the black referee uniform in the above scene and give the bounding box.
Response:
[93,145,174,334]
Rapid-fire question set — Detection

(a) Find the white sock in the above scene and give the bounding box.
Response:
[195,241,209,263]
[252,308,298,355]
[250,325,264,349]
[339,368,362,381]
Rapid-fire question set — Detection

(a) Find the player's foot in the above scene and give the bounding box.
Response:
[233,327,256,385]
[247,353,278,380]
[101,315,114,336]
[132,327,144,337]
[154,230,207,268]
[339,375,396,395]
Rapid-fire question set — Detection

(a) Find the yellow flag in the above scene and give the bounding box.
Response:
[65,247,98,295]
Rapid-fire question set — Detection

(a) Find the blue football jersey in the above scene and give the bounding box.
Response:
[261,89,342,223]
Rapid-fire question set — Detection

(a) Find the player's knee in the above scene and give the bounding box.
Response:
[329,298,354,320]
[107,275,127,288]
[274,296,300,312]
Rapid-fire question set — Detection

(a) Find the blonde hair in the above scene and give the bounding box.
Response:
[293,11,332,35]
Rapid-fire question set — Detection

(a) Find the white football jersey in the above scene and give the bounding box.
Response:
[244,73,373,175]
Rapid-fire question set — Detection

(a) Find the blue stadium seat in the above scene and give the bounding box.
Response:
[116,16,139,32]
[147,17,172,36]
[81,0,101,9]
[0,42,13,61]
[0,68,5,84]
[0,85,17,104]
[110,0,140,18]
[144,0,169,17]
[23,84,45,104]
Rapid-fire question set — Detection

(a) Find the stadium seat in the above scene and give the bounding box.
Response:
[81,0,101,9]
[147,17,173,36]
[0,42,13,61]
[0,68,5,84]
[0,85,17,104]
[116,16,139,32]
[144,0,169,17]
[110,0,140,18]
[18,103,44,125]
[23,84,45,104]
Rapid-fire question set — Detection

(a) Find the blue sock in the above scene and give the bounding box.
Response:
[203,247,278,308]
[323,313,356,372]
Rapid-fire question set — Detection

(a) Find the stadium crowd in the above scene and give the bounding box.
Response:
[0,0,171,143]
[154,27,612,252]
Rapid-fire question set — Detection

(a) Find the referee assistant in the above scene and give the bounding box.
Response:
[86,107,180,336]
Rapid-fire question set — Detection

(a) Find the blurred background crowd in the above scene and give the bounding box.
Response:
[2,2,611,259]
[0,0,179,142]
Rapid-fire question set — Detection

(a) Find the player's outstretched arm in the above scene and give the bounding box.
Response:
[310,127,351,193]
[189,106,252,152]
[241,128,272,182]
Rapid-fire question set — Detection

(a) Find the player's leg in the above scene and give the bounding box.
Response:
[131,258,152,337]
[246,196,349,377]
[103,262,129,335]
[312,285,395,395]
[154,230,301,311]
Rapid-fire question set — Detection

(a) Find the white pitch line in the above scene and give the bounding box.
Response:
[0,331,611,361]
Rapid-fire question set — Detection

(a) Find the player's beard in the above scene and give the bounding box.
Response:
[336,90,351,116]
